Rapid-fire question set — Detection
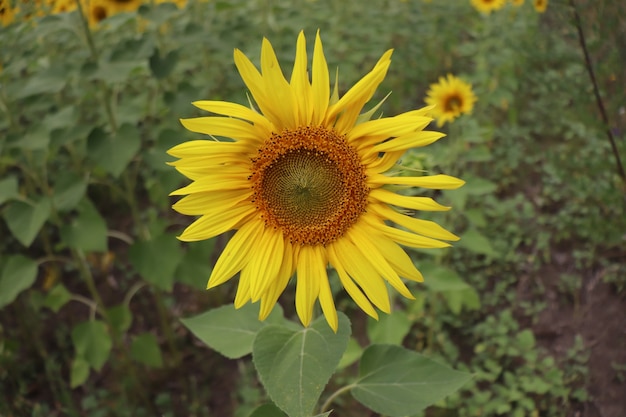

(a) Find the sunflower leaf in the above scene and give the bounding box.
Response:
[351,344,472,417]
[252,313,350,417]
[181,303,285,359]
[0,255,38,309]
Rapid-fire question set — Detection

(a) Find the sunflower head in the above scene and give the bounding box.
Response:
[471,0,506,14]
[424,74,477,127]
[533,0,547,13]
[169,31,464,331]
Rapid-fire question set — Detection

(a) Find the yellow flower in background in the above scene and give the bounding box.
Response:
[169,32,464,331]
[84,0,114,26]
[105,0,141,13]
[471,0,506,14]
[510,0,524,6]
[533,0,547,12]
[51,0,76,14]
[425,74,477,127]
[0,0,16,25]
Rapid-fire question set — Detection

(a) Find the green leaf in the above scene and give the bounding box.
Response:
[43,284,72,313]
[420,263,471,292]
[71,320,112,371]
[337,337,363,370]
[457,228,499,257]
[128,234,183,291]
[0,176,19,205]
[516,329,535,351]
[247,403,288,417]
[463,176,498,195]
[107,304,133,336]
[174,239,215,289]
[53,172,88,212]
[253,313,351,417]
[181,303,285,359]
[15,66,67,99]
[70,357,90,388]
[367,310,412,345]
[130,333,163,368]
[87,124,141,178]
[3,198,51,247]
[59,199,108,252]
[0,255,38,309]
[149,49,179,79]
[352,344,472,417]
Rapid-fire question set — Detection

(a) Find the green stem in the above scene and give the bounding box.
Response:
[569,0,626,187]
[320,383,356,413]
[74,0,118,132]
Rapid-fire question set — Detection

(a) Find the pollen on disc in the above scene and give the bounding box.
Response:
[249,126,369,245]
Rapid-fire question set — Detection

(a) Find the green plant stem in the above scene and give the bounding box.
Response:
[74,0,118,132]
[569,0,626,187]
[153,288,180,365]
[320,383,356,413]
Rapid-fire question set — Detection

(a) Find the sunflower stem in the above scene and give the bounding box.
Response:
[74,0,118,132]
[569,0,626,189]
[320,383,356,413]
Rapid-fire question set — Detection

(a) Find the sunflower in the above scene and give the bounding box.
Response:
[533,0,547,12]
[104,0,141,14]
[0,0,15,26]
[470,0,506,14]
[169,32,464,331]
[424,74,477,127]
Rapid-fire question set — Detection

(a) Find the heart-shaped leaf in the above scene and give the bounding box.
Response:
[0,255,38,309]
[3,197,51,247]
[72,320,112,371]
[253,313,350,417]
[181,303,285,359]
[352,344,472,417]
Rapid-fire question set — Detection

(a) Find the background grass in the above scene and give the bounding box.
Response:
[1,0,625,416]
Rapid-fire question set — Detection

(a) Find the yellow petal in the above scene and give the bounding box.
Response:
[362,215,451,249]
[172,189,251,215]
[369,174,465,190]
[348,115,431,144]
[370,188,451,211]
[177,204,254,242]
[331,238,390,313]
[248,228,285,302]
[327,245,378,319]
[311,30,329,125]
[318,265,338,332]
[327,50,392,133]
[261,37,296,130]
[169,176,250,196]
[258,241,295,320]
[207,220,264,289]
[234,267,252,308]
[295,245,324,327]
[346,224,414,300]
[167,140,252,158]
[370,203,460,241]
[191,100,273,135]
[368,232,424,282]
[290,31,312,126]
[373,131,445,153]
[180,117,262,142]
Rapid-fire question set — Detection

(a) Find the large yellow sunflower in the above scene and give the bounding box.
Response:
[425,74,477,127]
[470,0,506,14]
[169,32,464,331]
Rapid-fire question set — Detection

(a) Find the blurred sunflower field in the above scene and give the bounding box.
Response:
[1,0,625,416]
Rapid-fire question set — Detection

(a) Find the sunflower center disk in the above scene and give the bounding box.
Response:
[250,126,369,246]
[444,95,462,112]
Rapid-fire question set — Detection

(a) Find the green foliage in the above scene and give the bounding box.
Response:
[352,344,473,417]
[1,0,623,416]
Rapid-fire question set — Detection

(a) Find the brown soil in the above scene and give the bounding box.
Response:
[521,262,626,417]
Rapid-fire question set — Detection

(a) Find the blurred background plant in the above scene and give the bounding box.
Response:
[0,0,624,416]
